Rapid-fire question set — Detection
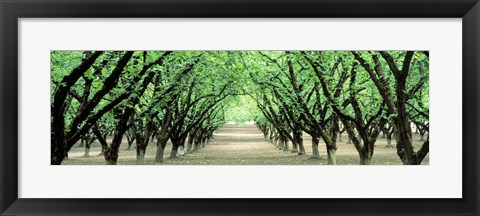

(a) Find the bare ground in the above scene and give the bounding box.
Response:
[62,124,429,165]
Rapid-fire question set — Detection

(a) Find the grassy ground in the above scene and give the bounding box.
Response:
[62,124,429,165]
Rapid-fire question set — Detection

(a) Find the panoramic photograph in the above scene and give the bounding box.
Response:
[51,51,429,165]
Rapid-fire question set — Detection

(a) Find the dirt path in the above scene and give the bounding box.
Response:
[162,124,324,165]
[63,124,428,165]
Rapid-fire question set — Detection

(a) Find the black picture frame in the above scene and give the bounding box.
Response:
[1,0,479,215]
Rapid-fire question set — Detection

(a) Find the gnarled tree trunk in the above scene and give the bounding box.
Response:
[154,133,169,163]
[311,136,320,159]
[326,146,337,165]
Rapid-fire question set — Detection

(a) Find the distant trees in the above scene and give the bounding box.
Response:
[51,50,429,165]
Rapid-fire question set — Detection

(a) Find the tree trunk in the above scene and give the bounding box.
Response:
[311,137,320,159]
[155,110,172,163]
[419,131,425,141]
[273,135,279,146]
[326,148,337,165]
[170,147,178,158]
[193,139,200,152]
[100,144,108,156]
[83,140,93,157]
[178,136,187,156]
[298,142,306,155]
[276,136,282,149]
[291,142,298,153]
[359,154,372,165]
[136,149,145,165]
[105,151,118,165]
[170,139,179,158]
[263,127,269,140]
[127,137,134,150]
[292,127,303,154]
[134,122,152,165]
[51,120,66,165]
[178,146,185,156]
[385,133,393,148]
[104,131,124,165]
[154,134,168,163]
[84,146,90,157]
[268,130,274,143]
[79,138,85,147]
[155,145,165,163]
[393,78,418,165]
[186,134,194,153]
[283,138,289,151]
[203,138,208,146]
